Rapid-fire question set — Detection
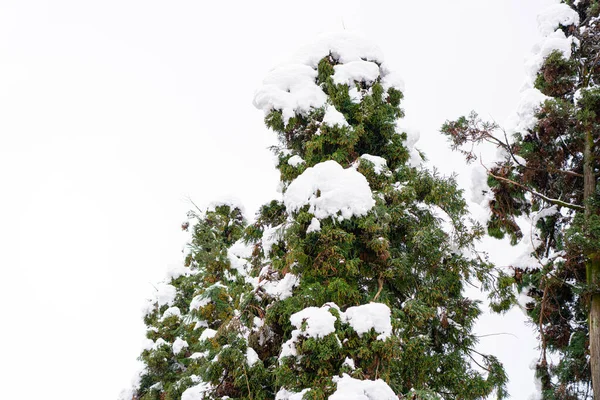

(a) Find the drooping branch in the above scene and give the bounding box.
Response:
[486,169,585,211]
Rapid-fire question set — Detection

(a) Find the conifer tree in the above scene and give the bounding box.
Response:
[122,33,507,400]
[442,2,600,398]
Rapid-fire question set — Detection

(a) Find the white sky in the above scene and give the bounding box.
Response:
[0,0,555,398]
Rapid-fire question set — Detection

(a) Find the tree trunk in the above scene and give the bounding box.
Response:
[590,272,600,400]
[584,128,600,399]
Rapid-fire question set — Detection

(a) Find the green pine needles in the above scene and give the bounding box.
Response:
[124,33,507,400]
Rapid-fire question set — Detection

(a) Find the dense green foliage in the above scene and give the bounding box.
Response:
[127,36,507,400]
[442,2,600,398]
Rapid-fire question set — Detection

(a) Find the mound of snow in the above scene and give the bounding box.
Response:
[254,32,404,125]
[330,374,397,400]
[181,381,212,400]
[284,160,375,221]
[359,154,388,174]
[343,302,392,340]
[322,104,349,127]
[537,4,580,37]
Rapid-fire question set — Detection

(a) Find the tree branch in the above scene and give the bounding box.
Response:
[486,169,585,211]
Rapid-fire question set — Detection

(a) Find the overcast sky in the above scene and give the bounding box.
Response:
[0,1,554,398]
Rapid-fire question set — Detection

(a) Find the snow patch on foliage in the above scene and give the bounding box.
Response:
[181,381,212,400]
[517,286,535,316]
[288,155,305,167]
[380,64,406,92]
[279,302,392,361]
[118,361,146,400]
[329,374,397,400]
[343,303,392,340]
[165,262,194,280]
[322,104,349,127]
[207,195,245,214]
[342,357,356,370]
[510,206,560,271]
[189,351,208,359]
[254,64,327,125]
[260,273,299,300]
[306,217,321,233]
[469,165,494,226]
[509,88,550,134]
[143,283,178,315]
[173,337,188,355]
[537,4,580,36]
[262,224,285,256]
[227,239,253,277]
[349,86,362,103]
[291,32,384,67]
[333,60,380,86]
[290,305,338,338]
[284,160,375,221]
[246,346,260,366]
[160,306,181,321]
[199,328,217,341]
[146,338,169,351]
[280,304,339,360]
[275,388,311,400]
[525,30,575,85]
[156,283,177,307]
[190,294,211,311]
[360,154,388,174]
[395,123,422,167]
[529,358,543,400]
[254,32,403,126]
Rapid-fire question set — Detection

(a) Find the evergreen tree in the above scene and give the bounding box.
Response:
[442,2,600,398]
[122,33,507,400]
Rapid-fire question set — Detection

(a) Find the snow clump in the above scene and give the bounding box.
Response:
[279,302,393,360]
[306,217,321,233]
[275,388,311,400]
[330,374,398,400]
[207,196,245,214]
[254,32,404,125]
[172,337,188,355]
[260,273,299,300]
[359,154,388,174]
[537,3,580,36]
[181,381,212,400]
[227,238,254,277]
[333,60,380,86]
[287,155,305,167]
[511,88,550,134]
[290,305,338,338]
[246,346,260,367]
[284,160,375,222]
[322,104,349,127]
[525,30,576,85]
[343,302,393,340]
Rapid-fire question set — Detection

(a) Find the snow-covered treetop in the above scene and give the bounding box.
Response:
[289,32,385,67]
[253,32,404,125]
[523,3,579,88]
[537,3,580,37]
[496,2,581,139]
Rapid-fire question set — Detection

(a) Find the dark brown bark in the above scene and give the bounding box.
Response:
[584,127,600,399]
[590,268,600,400]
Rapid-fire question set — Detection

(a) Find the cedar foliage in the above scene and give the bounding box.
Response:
[441,2,600,398]
[126,34,507,400]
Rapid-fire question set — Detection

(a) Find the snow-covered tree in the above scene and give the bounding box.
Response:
[122,33,507,400]
[442,2,599,398]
